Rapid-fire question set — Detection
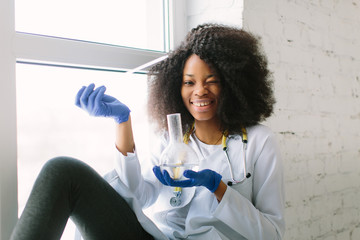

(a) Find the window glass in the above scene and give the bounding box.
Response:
[16,64,151,239]
[15,0,166,51]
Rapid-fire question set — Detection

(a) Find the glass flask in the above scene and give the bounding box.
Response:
[160,113,199,206]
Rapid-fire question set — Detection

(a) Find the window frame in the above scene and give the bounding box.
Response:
[15,32,167,73]
[0,0,17,239]
[0,0,187,238]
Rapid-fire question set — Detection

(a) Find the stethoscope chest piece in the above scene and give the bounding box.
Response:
[170,196,181,207]
[170,190,182,207]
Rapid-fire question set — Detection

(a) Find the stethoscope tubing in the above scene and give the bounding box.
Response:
[224,141,251,186]
[223,128,251,186]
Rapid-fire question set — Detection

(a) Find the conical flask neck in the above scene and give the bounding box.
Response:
[167,113,183,143]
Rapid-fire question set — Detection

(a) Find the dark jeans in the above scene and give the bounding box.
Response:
[10,157,154,240]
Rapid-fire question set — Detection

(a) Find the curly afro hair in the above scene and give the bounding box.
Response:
[147,23,275,135]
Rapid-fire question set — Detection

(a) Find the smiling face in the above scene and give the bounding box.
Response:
[181,54,221,124]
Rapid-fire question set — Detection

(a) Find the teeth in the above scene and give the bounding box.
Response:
[193,102,210,107]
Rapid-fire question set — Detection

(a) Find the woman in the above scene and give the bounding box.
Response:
[11,24,285,240]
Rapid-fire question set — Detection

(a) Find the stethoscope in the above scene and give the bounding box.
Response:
[168,126,252,207]
[222,128,252,186]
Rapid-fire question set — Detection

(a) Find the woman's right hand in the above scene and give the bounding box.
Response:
[75,83,131,124]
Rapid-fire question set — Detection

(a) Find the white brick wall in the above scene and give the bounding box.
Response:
[243,0,360,239]
[187,0,360,239]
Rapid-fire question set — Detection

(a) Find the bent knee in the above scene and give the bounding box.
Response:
[41,156,87,176]
[42,156,98,180]
[45,156,81,168]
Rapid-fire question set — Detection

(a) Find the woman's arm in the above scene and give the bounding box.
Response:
[115,115,135,156]
[75,83,134,155]
[113,128,164,208]
[214,181,227,202]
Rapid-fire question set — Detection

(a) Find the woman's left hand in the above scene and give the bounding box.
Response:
[153,166,222,193]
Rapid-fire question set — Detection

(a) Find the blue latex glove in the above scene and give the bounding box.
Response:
[75,83,130,124]
[153,166,222,193]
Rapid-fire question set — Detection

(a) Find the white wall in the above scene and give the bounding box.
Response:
[186,0,243,29]
[187,0,360,239]
[243,0,360,239]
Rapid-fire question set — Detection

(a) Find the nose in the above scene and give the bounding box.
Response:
[194,83,208,96]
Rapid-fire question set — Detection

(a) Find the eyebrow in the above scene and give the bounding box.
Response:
[183,74,216,78]
[184,74,194,77]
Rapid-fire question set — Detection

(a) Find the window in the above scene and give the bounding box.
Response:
[0,0,186,239]
[16,64,151,239]
[16,0,167,52]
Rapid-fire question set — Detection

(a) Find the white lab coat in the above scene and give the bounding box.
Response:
[100,124,285,240]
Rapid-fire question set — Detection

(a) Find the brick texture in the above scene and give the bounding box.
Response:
[243,0,360,239]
